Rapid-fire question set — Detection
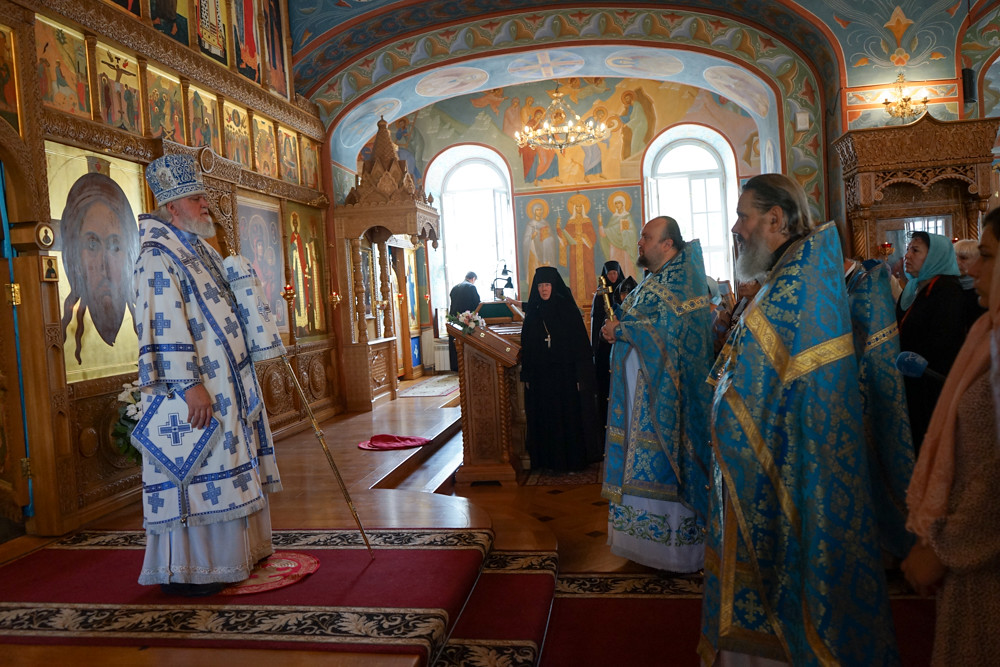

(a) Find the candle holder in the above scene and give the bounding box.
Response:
[878,241,893,259]
[282,283,297,307]
[328,291,342,309]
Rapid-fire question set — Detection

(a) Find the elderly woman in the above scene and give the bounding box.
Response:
[896,231,966,450]
[901,209,1000,665]
[521,266,601,472]
[954,238,987,330]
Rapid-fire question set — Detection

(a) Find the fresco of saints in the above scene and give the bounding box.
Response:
[558,193,597,304]
[288,211,324,334]
[522,199,557,289]
[600,191,638,275]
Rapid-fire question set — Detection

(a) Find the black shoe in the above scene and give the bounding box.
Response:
[160,581,228,597]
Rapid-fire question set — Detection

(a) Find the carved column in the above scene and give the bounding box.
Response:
[350,238,367,344]
[179,77,191,145]
[84,34,100,123]
[378,241,392,338]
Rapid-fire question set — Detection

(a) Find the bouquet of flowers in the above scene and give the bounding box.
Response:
[113,380,143,466]
[447,309,486,335]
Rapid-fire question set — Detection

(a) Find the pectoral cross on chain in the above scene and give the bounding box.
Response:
[543,321,552,348]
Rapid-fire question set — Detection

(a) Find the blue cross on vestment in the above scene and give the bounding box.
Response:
[223,316,241,339]
[212,393,232,417]
[203,284,222,303]
[223,430,239,454]
[151,312,171,336]
[232,471,252,493]
[149,227,170,239]
[138,358,153,383]
[158,412,192,445]
[188,317,206,341]
[147,492,165,513]
[201,481,223,505]
[148,271,171,295]
[151,352,170,375]
[198,356,221,379]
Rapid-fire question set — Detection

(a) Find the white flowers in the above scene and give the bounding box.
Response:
[448,310,486,334]
[456,310,486,329]
[118,380,141,411]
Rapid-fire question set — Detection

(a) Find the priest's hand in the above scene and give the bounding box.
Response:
[901,541,946,597]
[184,384,214,430]
[601,318,619,343]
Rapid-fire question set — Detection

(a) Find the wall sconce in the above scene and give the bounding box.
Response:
[882,72,928,120]
[329,291,342,309]
[878,242,893,259]
[282,283,296,307]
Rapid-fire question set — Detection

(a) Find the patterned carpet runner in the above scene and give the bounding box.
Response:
[0,528,491,665]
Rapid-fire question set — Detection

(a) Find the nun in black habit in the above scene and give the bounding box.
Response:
[590,260,636,430]
[520,266,602,471]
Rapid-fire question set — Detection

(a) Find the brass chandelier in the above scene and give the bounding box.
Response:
[882,72,928,120]
[515,87,610,153]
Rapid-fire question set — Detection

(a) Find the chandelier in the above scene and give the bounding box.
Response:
[515,87,609,153]
[882,72,928,120]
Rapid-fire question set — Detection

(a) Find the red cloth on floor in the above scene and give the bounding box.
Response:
[357,434,431,450]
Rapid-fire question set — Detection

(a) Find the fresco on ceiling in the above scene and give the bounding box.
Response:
[190,86,221,152]
[96,45,140,134]
[358,78,759,193]
[825,0,960,86]
[315,9,823,215]
[146,68,183,141]
[262,0,287,96]
[233,0,261,84]
[514,186,643,304]
[35,18,90,119]
[289,1,837,97]
[224,102,251,166]
[0,26,19,132]
[151,0,189,46]
[415,67,489,97]
[253,116,278,179]
[195,0,229,66]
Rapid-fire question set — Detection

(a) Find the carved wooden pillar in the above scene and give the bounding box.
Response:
[350,238,367,344]
[179,77,191,145]
[378,240,392,338]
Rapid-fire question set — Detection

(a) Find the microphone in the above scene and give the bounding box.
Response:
[895,351,946,382]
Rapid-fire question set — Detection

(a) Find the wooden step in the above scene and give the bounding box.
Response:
[365,416,462,491]
[391,431,464,494]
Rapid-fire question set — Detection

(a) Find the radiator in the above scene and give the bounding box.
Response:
[433,340,450,372]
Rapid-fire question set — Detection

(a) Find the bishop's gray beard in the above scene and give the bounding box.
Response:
[734,229,772,284]
[185,215,216,238]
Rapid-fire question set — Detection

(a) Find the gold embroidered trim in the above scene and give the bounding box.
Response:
[865,322,898,352]
[746,309,854,383]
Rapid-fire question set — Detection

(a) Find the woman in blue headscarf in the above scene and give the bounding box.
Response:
[896,231,966,451]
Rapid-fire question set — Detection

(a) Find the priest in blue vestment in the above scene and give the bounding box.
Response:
[600,216,714,572]
[700,175,899,665]
[845,257,916,559]
[132,154,283,596]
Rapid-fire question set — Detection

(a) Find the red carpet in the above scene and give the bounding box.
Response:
[0,528,491,665]
[440,550,558,665]
[540,573,936,667]
[357,433,431,450]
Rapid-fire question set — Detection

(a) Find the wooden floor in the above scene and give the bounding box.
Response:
[1,375,653,665]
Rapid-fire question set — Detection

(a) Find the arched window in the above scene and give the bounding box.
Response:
[644,127,738,283]
[425,146,515,322]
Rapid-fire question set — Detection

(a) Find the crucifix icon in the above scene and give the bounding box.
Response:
[543,321,551,348]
